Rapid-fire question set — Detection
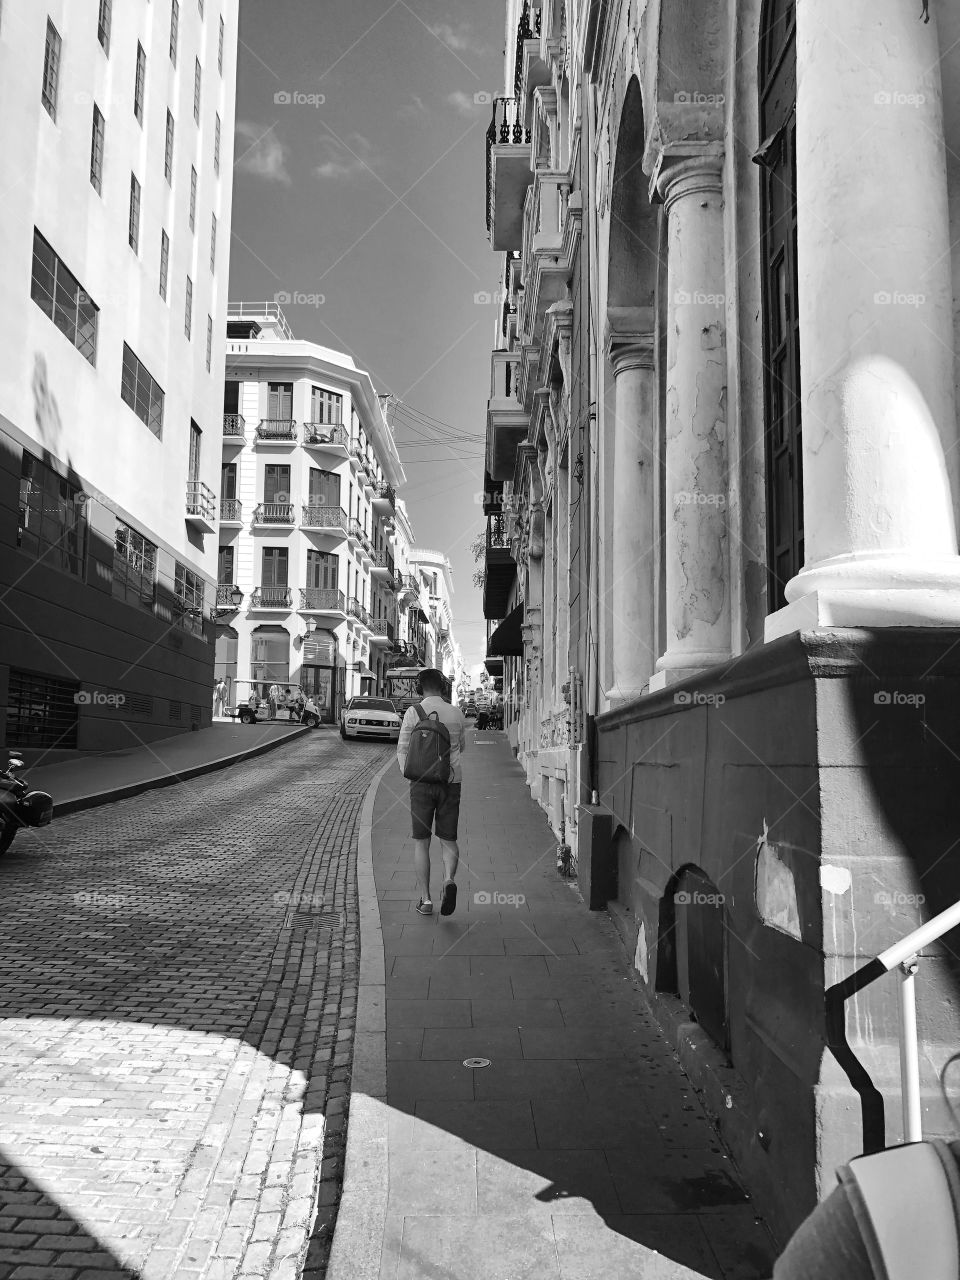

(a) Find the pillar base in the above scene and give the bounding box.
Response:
[603,685,649,708]
[648,652,731,691]
[764,588,960,642]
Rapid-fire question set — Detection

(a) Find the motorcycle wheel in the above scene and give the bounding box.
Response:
[0,820,17,856]
[304,713,319,729]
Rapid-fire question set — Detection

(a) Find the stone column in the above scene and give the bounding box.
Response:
[649,156,731,686]
[605,336,658,702]
[765,0,960,638]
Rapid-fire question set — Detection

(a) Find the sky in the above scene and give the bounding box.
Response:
[229,0,507,672]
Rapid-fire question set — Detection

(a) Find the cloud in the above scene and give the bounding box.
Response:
[314,133,378,180]
[234,121,291,184]
[398,94,429,121]
[446,90,478,116]
[428,21,476,53]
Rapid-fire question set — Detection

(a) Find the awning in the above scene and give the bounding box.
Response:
[487,602,524,657]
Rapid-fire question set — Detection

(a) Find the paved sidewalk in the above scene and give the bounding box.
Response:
[332,731,777,1280]
[22,720,309,815]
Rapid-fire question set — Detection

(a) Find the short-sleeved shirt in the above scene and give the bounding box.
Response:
[396,696,467,784]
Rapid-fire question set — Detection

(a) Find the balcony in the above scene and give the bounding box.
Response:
[220,498,243,524]
[222,414,245,439]
[299,587,347,615]
[483,513,516,619]
[487,350,528,482]
[347,517,370,551]
[368,618,394,645]
[251,586,292,609]
[347,597,370,629]
[372,481,396,509]
[254,502,295,525]
[256,419,297,443]
[303,422,348,453]
[369,549,394,577]
[215,583,243,611]
[397,573,420,601]
[301,504,348,534]
[185,481,216,533]
[520,171,581,344]
[485,97,532,251]
[349,442,366,471]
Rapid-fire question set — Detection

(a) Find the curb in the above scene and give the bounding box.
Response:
[51,725,311,818]
[326,755,394,1280]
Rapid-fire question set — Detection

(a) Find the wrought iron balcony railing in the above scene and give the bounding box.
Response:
[222,414,245,437]
[304,422,347,447]
[256,418,297,441]
[251,586,292,608]
[486,513,509,549]
[301,504,347,530]
[220,498,242,522]
[347,596,365,622]
[299,587,346,612]
[216,583,242,608]
[369,619,394,640]
[347,517,365,543]
[372,480,396,507]
[254,503,295,525]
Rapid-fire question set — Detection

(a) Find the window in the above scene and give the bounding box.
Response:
[221,461,237,499]
[164,109,175,181]
[121,343,165,437]
[264,465,290,503]
[206,315,213,371]
[90,104,105,193]
[169,0,179,64]
[188,420,202,484]
[134,42,146,123]
[193,57,201,123]
[159,229,170,300]
[307,549,338,590]
[97,0,111,54]
[311,387,342,425]
[114,519,157,609]
[218,15,224,73]
[189,165,198,230]
[267,382,293,419]
[184,276,193,339]
[250,627,289,686]
[214,113,221,173]
[308,468,340,506]
[128,172,141,251]
[223,380,240,415]
[217,544,234,584]
[6,670,80,752]
[175,560,205,635]
[758,0,801,610]
[210,213,217,270]
[18,451,86,577]
[30,229,99,365]
[41,18,61,120]
[261,548,288,585]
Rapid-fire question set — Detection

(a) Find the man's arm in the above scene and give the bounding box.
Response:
[396,707,415,773]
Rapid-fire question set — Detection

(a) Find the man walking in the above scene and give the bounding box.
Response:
[396,668,467,917]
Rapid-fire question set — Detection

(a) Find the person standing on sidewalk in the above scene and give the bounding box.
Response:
[396,668,467,917]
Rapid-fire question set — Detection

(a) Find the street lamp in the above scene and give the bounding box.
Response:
[229,584,243,609]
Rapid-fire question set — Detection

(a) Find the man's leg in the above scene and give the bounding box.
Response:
[439,840,459,884]
[414,837,432,905]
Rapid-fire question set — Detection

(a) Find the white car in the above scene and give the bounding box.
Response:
[339,696,401,742]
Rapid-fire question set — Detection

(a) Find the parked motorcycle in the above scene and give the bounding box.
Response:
[0,753,53,855]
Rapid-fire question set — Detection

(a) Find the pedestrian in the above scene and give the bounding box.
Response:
[248,688,259,713]
[396,667,467,917]
[267,683,280,720]
[213,678,227,719]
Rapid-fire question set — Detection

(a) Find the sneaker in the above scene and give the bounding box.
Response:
[416,898,433,916]
[439,881,457,917]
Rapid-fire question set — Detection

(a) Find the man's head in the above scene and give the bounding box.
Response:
[418,668,445,697]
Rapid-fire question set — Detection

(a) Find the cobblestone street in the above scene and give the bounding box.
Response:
[0,733,391,1280]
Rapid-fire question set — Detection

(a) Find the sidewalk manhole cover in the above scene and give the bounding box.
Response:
[462,1057,490,1068]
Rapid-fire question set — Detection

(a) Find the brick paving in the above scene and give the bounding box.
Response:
[0,732,391,1280]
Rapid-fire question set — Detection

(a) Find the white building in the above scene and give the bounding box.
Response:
[409,548,458,681]
[0,0,238,754]
[216,303,405,721]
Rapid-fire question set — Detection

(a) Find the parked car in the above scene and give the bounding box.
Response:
[234,692,321,729]
[340,696,401,741]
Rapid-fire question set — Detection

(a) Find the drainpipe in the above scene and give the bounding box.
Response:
[584,66,601,796]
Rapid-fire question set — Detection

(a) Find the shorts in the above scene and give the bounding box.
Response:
[410,781,462,842]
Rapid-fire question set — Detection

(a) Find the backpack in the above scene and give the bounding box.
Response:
[402,704,452,784]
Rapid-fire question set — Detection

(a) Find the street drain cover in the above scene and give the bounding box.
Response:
[463,1057,490,1068]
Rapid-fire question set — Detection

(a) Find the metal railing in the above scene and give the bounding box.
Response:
[369,619,394,639]
[302,504,347,530]
[254,503,295,525]
[226,301,295,339]
[216,583,241,607]
[828,896,960,1146]
[347,596,365,623]
[185,481,216,521]
[347,517,365,543]
[251,586,291,608]
[304,423,347,447]
[299,587,346,612]
[220,498,242,522]
[223,414,245,436]
[256,418,297,441]
[373,481,396,506]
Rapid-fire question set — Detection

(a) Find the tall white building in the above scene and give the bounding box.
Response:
[0,0,238,754]
[216,303,405,721]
